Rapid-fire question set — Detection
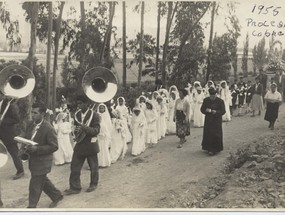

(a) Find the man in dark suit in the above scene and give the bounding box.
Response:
[154,79,164,92]
[64,94,101,195]
[0,92,24,180]
[24,103,63,208]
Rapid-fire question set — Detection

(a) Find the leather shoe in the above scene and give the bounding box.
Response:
[49,195,63,208]
[64,189,80,195]
[86,186,97,193]
[13,172,24,180]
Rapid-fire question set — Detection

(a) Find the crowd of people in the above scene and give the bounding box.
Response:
[0,72,283,208]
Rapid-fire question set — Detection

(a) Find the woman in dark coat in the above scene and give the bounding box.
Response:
[200,87,226,155]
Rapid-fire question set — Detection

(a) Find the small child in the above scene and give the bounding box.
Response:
[131,106,147,156]
[110,110,128,163]
[144,100,158,146]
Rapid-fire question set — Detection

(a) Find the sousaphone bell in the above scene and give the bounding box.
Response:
[74,67,118,143]
[82,66,118,103]
[0,64,35,98]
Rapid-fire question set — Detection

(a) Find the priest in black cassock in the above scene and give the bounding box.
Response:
[200,87,226,155]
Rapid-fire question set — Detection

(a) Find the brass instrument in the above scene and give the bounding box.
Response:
[0,64,35,98]
[0,65,35,161]
[74,67,118,143]
[14,136,38,162]
[0,140,8,168]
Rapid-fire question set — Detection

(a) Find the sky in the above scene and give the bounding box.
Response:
[1,0,285,51]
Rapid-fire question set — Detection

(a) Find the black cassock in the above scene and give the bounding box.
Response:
[200,97,226,153]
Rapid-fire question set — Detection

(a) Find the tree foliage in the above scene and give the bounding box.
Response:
[168,2,210,85]
[127,33,157,76]
[225,2,241,79]
[252,37,268,71]
[60,2,119,91]
[210,34,232,81]
[0,2,21,49]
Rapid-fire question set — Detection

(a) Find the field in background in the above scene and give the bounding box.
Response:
[0,52,154,87]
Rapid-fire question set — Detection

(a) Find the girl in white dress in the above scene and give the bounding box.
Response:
[193,86,205,127]
[156,95,168,138]
[167,91,178,134]
[219,80,232,122]
[115,97,132,143]
[110,110,128,163]
[144,99,158,146]
[131,106,147,156]
[53,112,73,166]
[97,104,112,167]
[151,91,161,141]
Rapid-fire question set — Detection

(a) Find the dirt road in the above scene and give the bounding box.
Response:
[1,105,284,209]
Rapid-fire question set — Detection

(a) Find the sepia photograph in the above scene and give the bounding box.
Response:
[0,0,285,211]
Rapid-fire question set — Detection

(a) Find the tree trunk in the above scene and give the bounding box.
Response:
[27,2,39,120]
[52,1,65,110]
[100,2,116,67]
[155,2,161,80]
[161,2,173,87]
[206,2,216,82]
[122,1,127,88]
[28,2,39,70]
[46,2,53,109]
[79,2,86,68]
[175,3,210,75]
[138,2,144,93]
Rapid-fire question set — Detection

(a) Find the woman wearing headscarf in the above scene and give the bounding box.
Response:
[204,80,215,98]
[174,89,191,148]
[97,103,112,167]
[137,95,147,112]
[264,83,282,130]
[131,105,147,156]
[167,91,178,134]
[144,99,158,146]
[110,109,128,163]
[115,97,132,143]
[157,95,168,138]
[151,91,161,140]
[219,80,231,121]
[201,87,225,155]
[250,77,264,117]
[53,112,73,165]
[193,86,205,127]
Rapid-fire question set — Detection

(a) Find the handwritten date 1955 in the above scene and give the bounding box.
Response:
[252,5,281,16]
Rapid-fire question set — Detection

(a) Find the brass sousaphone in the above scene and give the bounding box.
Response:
[0,64,36,162]
[74,66,118,143]
[0,64,35,99]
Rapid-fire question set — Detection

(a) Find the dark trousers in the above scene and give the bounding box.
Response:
[28,174,62,208]
[3,141,24,174]
[69,152,99,190]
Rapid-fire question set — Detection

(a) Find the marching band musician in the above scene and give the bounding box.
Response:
[0,92,24,180]
[25,102,63,208]
[64,94,101,195]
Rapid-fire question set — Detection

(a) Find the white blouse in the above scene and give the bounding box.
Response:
[264,91,282,102]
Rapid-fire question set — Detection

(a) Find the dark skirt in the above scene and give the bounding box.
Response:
[264,102,279,122]
[176,110,190,138]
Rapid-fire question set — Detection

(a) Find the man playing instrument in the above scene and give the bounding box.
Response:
[0,92,24,180]
[24,102,63,208]
[64,94,101,195]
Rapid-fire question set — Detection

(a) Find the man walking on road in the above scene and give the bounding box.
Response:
[64,95,101,195]
[0,92,24,180]
[200,87,225,155]
[24,103,63,208]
